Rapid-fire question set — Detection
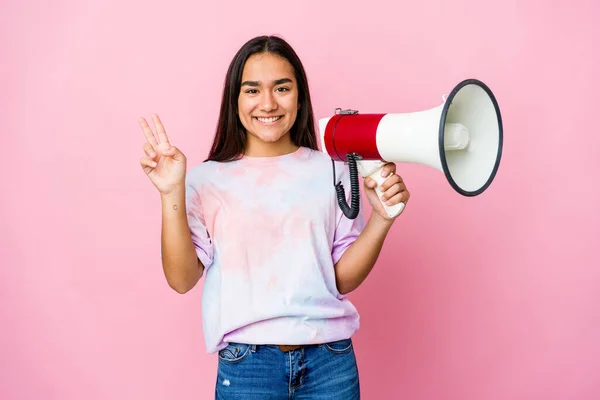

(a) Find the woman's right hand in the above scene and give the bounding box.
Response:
[139,114,187,196]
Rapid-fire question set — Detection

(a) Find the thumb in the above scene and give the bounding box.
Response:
[364,177,377,189]
[162,146,186,161]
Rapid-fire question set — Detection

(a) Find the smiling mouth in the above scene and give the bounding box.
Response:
[254,116,283,124]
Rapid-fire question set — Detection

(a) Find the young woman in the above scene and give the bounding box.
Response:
[138,35,410,399]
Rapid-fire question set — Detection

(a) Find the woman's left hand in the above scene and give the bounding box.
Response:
[363,162,410,221]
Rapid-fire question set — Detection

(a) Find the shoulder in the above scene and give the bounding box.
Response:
[293,147,351,188]
[187,159,219,177]
[297,146,342,167]
[185,159,221,190]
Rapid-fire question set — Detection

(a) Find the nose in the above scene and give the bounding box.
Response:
[260,91,278,112]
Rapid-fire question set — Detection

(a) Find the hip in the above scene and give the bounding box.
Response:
[215,338,360,399]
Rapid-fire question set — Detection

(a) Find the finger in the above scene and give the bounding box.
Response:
[143,143,157,159]
[139,117,158,148]
[381,182,406,201]
[380,162,397,178]
[384,190,409,206]
[379,174,403,192]
[152,114,170,145]
[140,157,158,171]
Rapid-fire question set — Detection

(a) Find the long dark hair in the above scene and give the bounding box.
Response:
[206,35,318,162]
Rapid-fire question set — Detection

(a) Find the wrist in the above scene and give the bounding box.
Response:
[368,211,395,230]
[160,184,185,202]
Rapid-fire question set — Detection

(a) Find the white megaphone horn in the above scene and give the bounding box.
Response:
[318,78,503,219]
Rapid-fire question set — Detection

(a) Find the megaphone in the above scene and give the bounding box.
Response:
[318,78,503,219]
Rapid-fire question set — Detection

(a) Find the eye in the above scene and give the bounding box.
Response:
[245,89,258,94]
[276,87,290,93]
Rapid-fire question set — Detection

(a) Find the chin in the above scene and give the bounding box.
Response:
[250,128,290,143]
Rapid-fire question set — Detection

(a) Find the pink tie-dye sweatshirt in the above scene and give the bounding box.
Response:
[185,146,366,353]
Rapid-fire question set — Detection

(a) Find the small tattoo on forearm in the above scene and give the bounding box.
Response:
[173,205,178,210]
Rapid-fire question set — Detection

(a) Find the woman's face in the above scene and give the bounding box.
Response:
[237,52,300,149]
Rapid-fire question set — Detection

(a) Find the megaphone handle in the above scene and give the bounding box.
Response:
[366,167,405,219]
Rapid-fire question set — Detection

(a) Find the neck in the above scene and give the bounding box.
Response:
[244,133,298,157]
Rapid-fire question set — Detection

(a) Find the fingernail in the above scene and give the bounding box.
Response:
[152,161,157,167]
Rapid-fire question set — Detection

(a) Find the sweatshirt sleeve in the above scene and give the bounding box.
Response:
[331,161,367,265]
[185,176,214,271]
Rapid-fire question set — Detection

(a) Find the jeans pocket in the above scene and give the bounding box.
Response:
[323,338,353,354]
[218,343,251,364]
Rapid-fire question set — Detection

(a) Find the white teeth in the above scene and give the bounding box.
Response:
[256,116,281,123]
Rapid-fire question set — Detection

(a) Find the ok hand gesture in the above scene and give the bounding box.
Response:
[139,114,187,195]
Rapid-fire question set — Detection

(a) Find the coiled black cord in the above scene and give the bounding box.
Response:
[332,153,360,219]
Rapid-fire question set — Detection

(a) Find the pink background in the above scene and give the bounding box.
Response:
[2,0,599,399]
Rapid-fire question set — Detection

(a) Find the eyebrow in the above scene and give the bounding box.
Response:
[241,78,293,87]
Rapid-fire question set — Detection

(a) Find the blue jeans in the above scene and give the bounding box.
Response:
[215,339,360,399]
